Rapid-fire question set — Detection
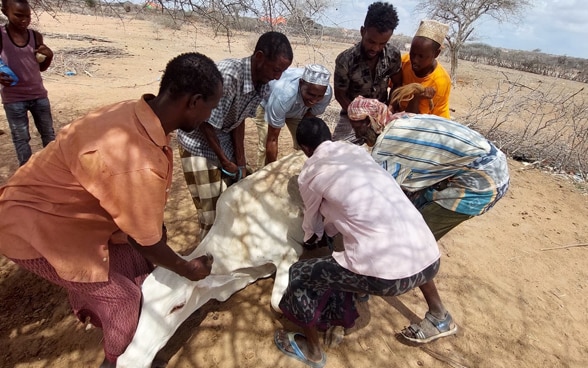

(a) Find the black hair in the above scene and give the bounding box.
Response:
[296,117,332,150]
[364,2,399,33]
[2,0,29,9]
[254,31,293,61]
[159,52,222,100]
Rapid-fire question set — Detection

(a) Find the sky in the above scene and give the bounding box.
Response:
[317,0,588,59]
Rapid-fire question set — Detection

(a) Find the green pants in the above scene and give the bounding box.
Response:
[419,202,473,240]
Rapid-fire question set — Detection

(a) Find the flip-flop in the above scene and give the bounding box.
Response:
[274,330,326,368]
[400,311,458,343]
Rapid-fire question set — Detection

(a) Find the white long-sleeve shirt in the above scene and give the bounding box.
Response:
[298,140,440,280]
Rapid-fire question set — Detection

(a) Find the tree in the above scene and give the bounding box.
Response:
[415,0,532,83]
[148,0,331,39]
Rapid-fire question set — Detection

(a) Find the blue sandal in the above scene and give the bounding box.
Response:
[274,330,326,368]
[401,311,458,343]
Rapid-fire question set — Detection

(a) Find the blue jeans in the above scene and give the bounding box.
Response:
[3,97,55,166]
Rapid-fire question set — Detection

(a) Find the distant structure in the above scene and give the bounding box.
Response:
[260,15,287,26]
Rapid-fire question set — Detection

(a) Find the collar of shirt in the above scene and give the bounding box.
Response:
[135,94,169,148]
[351,42,394,72]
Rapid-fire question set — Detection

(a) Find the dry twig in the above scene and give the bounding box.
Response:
[540,243,588,251]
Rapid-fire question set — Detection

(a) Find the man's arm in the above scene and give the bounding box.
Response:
[334,53,351,112]
[230,121,247,179]
[388,71,403,110]
[334,86,351,113]
[265,125,281,165]
[128,228,213,282]
[200,122,239,174]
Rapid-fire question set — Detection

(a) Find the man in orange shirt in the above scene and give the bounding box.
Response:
[0,53,222,368]
[393,19,452,118]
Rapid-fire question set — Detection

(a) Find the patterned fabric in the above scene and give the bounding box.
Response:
[179,146,230,241]
[279,256,440,331]
[10,243,154,363]
[177,57,269,163]
[332,42,401,142]
[347,95,394,134]
[372,113,510,215]
[399,53,452,118]
[334,42,401,105]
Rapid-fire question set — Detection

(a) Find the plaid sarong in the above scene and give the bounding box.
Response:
[179,146,230,241]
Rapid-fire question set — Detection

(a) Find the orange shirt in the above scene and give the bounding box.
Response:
[0,95,173,283]
[399,53,451,118]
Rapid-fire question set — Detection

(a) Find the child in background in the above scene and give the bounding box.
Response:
[391,19,452,118]
[0,0,55,166]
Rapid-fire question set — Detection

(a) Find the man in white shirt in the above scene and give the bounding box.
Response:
[253,64,332,169]
[273,117,457,368]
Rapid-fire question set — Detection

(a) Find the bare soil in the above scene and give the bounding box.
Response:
[1,10,587,368]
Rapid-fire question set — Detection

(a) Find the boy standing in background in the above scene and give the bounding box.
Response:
[0,0,55,166]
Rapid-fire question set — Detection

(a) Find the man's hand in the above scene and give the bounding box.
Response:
[420,87,436,100]
[181,254,214,281]
[303,234,333,251]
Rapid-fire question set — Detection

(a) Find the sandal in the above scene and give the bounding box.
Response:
[401,311,458,343]
[274,330,326,368]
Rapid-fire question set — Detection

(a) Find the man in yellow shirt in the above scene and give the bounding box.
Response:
[393,19,452,118]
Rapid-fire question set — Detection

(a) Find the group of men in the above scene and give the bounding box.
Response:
[0,2,509,368]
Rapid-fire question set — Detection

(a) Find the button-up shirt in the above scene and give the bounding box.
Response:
[262,68,332,128]
[0,95,172,282]
[334,43,401,107]
[177,57,269,163]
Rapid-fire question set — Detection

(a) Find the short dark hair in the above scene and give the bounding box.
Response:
[296,117,332,150]
[2,0,29,9]
[254,32,293,61]
[159,52,222,101]
[364,2,399,33]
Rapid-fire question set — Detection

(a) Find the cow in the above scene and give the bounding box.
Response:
[117,151,307,368]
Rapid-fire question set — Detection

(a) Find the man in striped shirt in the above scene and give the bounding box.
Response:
[347,95,510,240]
[347,96,510,342]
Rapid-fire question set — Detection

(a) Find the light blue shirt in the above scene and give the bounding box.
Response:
[261,68,332,129]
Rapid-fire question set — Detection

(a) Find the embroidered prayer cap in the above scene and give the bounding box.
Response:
[414,19,449,46]
[301,64,331,86]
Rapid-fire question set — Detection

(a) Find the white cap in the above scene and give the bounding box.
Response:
[301,64,330,86]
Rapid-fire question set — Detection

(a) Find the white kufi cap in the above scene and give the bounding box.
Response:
[301,64,330,86]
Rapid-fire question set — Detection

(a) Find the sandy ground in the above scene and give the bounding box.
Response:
[1,10,588,368]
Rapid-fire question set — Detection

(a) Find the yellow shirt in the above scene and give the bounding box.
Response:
[399,53,451,118]
[0,95,172,282]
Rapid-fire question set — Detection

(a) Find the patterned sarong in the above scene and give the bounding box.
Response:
[279,255,440,331]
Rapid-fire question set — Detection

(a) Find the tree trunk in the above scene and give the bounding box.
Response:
[450,47,459,85]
